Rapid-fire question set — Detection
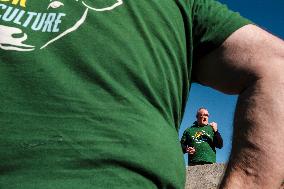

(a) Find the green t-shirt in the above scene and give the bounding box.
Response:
[0,0,250,188]
[181,123,217,164]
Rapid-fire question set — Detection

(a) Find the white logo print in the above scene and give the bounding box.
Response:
[0,0,124,51]
[0,24,35,51]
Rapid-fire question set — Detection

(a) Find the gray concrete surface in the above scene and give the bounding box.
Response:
[185,163,284,189]
[185,163,226,189]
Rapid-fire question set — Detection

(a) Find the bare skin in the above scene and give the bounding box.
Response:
[195,24,284,188]
[210,122,218,132]
[186,146,196,155]
[196,108,209,126]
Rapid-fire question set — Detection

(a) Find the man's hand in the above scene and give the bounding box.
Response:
[209,122,218,132]
[186,146,196,155]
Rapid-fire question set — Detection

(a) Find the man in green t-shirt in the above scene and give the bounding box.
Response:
[1,0,284,188]
[181,108,223,165]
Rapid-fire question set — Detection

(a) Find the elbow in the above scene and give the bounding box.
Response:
[215,139,223,149]
[243,57,284,95]
[231,57,284,96]
[217,142,223,149]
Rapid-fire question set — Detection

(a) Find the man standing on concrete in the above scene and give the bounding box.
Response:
[181,108,223,166]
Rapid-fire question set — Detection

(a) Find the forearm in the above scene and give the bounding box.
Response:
[220,77,284,189]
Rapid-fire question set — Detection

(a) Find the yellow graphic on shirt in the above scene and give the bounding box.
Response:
[0,0,26,8]
[192,130,211,144]
[194,132,203,140]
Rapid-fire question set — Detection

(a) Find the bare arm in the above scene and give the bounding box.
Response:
[194,24,284,188]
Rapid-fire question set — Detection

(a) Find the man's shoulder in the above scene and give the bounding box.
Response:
[185,122,199,132]
[189,124,211,131]
[188,122,198,129]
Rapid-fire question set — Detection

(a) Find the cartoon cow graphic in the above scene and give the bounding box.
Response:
[0,0,124,51]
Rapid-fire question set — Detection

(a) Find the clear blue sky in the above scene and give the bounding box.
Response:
[179,0,284,163]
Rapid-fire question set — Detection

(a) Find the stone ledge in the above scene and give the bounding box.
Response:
[186,163,284,189]
[185,163,225,189]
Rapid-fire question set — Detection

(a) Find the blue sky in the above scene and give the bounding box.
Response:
[179,0,284,163]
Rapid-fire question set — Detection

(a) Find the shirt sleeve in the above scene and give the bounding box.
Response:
[190,0,252,59]
[180,130,189,154]
[213,131,223,149]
